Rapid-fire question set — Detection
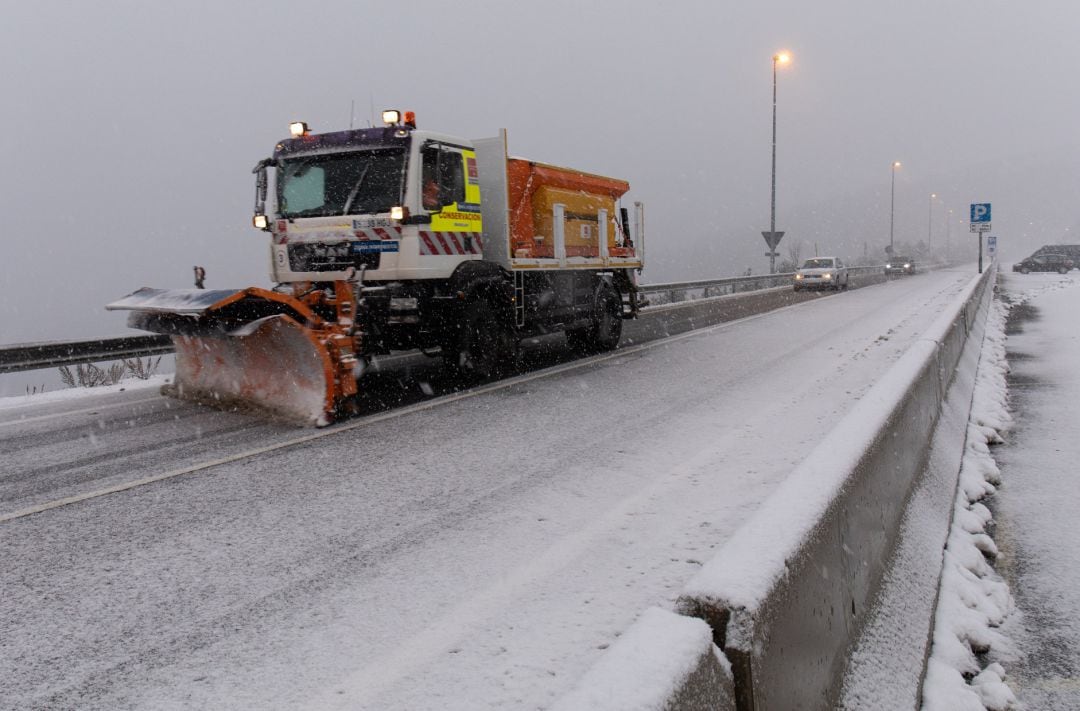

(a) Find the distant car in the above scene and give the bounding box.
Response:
[1012,254,1074,274]
[885,256,916,275]
[793,257,849,291]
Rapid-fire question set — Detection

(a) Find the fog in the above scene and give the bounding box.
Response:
[3,0,1079,347]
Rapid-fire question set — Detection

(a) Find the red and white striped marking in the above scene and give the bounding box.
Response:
[355,226,404,241]
[419,231,483,256]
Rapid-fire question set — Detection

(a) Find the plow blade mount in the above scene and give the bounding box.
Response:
[108,287,359,426]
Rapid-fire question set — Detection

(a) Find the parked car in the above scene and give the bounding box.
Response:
[793,257,849,291]
[1031,244,1080,263]
[1012,254,1075,274]
[884,256,916,275]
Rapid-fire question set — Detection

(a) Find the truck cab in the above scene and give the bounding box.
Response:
[254,115,483,285]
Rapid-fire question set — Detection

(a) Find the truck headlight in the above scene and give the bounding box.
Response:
[823,273,832,280]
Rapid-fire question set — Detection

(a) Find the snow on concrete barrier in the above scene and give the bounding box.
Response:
[551,607,736,711]
[676,267,995,711]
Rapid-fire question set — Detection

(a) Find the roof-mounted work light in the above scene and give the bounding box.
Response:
[382,109,401,126]
[289,121,309,137]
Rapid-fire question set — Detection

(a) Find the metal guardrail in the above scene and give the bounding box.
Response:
[0,335,173,375]
[639,265,884,307]
[1,267,891,374]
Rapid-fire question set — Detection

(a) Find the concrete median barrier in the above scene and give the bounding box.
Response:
[551,607,736,711]
[674,267,994,710]
[554,266,990,711]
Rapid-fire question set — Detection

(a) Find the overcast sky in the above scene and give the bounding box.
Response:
[3,0,1079,346]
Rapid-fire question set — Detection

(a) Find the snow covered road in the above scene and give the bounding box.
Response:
[1,268,980,709]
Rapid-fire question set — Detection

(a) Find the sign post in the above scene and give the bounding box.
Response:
[970,203,992,273]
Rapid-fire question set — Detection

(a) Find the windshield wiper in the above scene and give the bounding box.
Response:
[342,162,372,215]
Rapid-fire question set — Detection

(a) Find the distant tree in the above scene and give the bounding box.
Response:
[777,240,803,272]
[788,240,802,266]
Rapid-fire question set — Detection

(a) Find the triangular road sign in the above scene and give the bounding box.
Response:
[761,231,785,250]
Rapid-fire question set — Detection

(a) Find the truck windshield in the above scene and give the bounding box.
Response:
[802,258,834,269]
[277,148,406,218]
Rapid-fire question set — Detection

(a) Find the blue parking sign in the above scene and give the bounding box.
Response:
[970,203,991,223]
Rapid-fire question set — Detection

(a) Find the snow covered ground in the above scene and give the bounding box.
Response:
[990,272,1080,709]
[922,269,1080,710]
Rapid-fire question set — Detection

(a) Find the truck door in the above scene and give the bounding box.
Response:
[420,143,483,255]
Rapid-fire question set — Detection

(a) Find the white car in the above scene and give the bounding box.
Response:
[793,257,849,291]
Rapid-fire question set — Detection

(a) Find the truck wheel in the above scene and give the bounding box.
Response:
[453,300,517,379]
[591,288,623,351]
[568,288,622,354]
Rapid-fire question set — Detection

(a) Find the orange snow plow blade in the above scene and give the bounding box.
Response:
[170,315,336,425]
[107,284,360,426]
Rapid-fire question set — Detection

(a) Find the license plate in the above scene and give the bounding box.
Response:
[353,218,393,229]
[351,241,399,254]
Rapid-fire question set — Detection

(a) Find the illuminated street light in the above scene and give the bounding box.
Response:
[889,161,902,253]
[767,50,792,274]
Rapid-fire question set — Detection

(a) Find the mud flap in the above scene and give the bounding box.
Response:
[170,315,336,426]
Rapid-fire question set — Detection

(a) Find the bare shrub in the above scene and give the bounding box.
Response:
[124,356,161,380]
[57,362,127,388]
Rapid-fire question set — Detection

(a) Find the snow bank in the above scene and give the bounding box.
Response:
[0,374,170,411]
[676,268,994,709]
[550,607,735,711]
[922,294,1018,711]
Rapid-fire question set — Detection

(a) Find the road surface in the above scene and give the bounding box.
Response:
[1,269,979,710]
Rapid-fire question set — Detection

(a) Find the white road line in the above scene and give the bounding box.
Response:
[0,395,164,429]
[0,302,804,525]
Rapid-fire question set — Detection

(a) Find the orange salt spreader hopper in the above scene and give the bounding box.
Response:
[505,159,630,260]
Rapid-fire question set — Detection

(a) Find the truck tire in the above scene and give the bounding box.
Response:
[592,288,623,351]
[568,287,622,354]
[451,299,518,380]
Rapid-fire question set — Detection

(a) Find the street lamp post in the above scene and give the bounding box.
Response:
[889,161,901,253]
[928,193,936,259]
[768,51,791,274]
[946,209,953,263]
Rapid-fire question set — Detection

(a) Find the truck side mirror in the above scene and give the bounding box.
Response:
[252,158,273,216]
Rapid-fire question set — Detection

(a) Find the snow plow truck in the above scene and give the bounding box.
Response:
[108,111,646,425]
